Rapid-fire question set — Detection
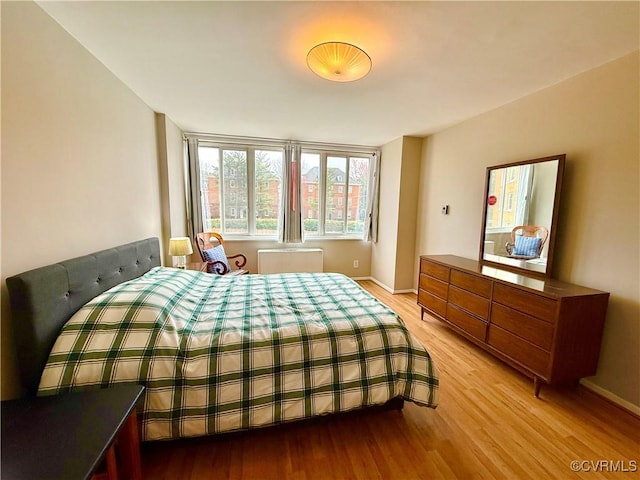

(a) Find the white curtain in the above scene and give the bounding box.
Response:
[363,152,380,242]
[279,144,303,244]
[515,164,533,226]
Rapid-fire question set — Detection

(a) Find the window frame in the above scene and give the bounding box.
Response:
[187,134,376,240]
[486,164,532,234]
[301,148,372,239]
[196,140,284,237]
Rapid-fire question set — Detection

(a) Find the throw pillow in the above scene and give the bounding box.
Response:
[202,245,232,274]
[512,235,541,257]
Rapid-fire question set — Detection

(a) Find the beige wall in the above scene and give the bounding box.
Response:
[1,2,164,399]
[415,52,639,409]
[372,136,422,292]
[371,138,403,289]
[165,119,187,239]
[395,137,422,290]
[529,160,558,259]
[156,113,188,265]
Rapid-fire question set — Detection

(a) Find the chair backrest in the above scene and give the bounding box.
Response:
[195,232,225,262]
[511,225,549,256]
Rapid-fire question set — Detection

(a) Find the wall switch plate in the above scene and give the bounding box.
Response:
[441,205,449,215]
[353,260,359,268]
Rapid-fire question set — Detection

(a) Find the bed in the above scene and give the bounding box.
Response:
[7,238,438,441]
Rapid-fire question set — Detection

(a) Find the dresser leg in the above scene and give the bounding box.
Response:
[534,377,542,398]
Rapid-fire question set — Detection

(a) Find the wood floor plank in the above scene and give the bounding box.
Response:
[141,280,639,479]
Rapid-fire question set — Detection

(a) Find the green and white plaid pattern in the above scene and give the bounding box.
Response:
[39,267,438,441]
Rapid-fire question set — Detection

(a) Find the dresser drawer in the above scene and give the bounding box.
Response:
[446,305,487,342]
[419,274,448,300]
[451,270,492,298]
[448,286,490,320]
[420,259,450,282]
[418,290,447,319]
[487,325,550,376]
[493,284,557,322]
[490,303,554,351]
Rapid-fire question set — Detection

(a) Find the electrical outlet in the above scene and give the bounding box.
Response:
[353,260,359,268]
[441,204,449,215]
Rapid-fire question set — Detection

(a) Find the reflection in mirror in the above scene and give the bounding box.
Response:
[480,154,565,277]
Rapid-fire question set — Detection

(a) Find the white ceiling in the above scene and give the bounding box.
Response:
[37,1,639,147]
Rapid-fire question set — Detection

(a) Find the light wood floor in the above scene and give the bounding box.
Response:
[141,280,639,479]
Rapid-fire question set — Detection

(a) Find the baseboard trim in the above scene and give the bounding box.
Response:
[368,277,395,293]
[365,277,417,294]
[351,276,372,281]
[580,379,640,418]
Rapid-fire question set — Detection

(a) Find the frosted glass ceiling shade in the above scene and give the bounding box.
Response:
[306,42,372,82]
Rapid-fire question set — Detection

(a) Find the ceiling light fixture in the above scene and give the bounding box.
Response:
[306,42,371,82]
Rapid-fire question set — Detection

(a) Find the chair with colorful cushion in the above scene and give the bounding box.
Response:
[505,225,549,259]
[195,232,248,275]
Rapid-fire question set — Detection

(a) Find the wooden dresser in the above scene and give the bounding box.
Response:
[418,255,609,396]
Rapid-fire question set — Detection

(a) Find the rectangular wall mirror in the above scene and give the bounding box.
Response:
[479,154,565,277]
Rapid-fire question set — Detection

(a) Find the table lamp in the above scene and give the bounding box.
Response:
[168,237,193,269]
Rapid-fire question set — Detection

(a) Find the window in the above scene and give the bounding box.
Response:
[301,151,371,237]
[191,135,374,239]
[254,149,283,235]
[301,152,320,235]
[197,144,283,236]
[485,164,532,231]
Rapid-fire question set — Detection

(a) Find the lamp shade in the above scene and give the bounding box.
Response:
[168,237,193,256]
[306,42,371,82]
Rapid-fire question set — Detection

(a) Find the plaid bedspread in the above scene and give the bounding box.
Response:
[39,267,438,441]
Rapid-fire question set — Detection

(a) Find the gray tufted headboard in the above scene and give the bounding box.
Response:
[6,237,161,396]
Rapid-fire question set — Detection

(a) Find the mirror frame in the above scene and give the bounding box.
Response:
[479,154,565,278]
